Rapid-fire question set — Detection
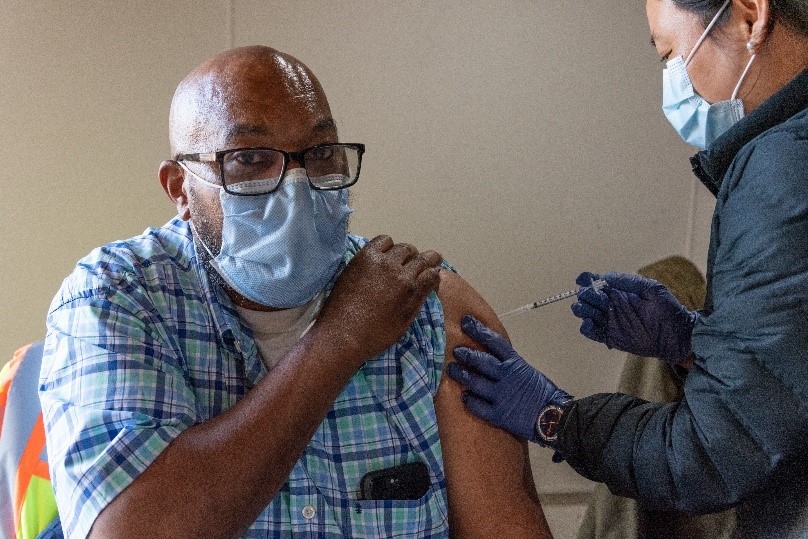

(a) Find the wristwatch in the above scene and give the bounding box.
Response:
[535,400,570,446]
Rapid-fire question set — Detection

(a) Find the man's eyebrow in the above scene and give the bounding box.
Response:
[224,124,272,142]
[314,118,337,132]
[223,119,337,144]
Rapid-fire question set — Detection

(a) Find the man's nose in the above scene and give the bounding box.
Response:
[287,155,305,170]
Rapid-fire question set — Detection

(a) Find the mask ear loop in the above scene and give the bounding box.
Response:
[179,162,222,190]
[731,52,756,100]
[685,0,732,66]
[179,162,223,258]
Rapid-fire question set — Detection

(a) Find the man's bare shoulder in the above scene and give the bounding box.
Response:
[437,269,508,347]
[432,269,551,538]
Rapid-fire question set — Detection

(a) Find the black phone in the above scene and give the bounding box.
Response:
[358,461,431,500]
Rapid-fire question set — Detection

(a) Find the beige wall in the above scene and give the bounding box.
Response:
[1,1,715,535]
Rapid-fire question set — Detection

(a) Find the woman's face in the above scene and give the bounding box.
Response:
[647,0,753,104]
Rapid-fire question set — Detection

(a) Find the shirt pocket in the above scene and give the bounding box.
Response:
[351,485,448,538]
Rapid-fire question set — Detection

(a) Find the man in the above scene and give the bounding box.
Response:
[40,46,550,538]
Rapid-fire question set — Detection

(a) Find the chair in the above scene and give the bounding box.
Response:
[0,341,59,539]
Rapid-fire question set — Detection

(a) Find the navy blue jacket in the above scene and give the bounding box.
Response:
[557,68,808,537]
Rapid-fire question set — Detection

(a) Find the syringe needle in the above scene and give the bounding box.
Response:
[497,278,606,319]
[498,289,579,319]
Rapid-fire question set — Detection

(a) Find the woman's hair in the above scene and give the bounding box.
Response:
[672,0,808,38]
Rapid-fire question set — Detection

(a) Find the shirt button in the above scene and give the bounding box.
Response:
[302,505,316,519]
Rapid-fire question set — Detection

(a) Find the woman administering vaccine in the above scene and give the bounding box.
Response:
[447,1,808,536]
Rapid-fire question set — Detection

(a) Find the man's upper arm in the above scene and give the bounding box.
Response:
[435,269,552,538]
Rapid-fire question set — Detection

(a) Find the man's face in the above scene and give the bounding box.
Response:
[177,51,339,258]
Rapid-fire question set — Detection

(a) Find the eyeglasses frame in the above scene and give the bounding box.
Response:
[176,142,365,196]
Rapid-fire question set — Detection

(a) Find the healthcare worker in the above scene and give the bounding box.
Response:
[447,0,808,537]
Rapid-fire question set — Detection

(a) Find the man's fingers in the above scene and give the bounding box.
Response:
[413,266,441,296]
[405,251,444,291]
[364,237,442,273]
[386,242,419,264]
[403,250,444,276]
[413,250,444,270]
[366,234,394,253]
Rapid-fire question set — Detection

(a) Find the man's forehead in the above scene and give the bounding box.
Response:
[221,118,337,146]
[170,47,333,152]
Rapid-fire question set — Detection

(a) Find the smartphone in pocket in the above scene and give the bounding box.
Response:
[358,461,431,500]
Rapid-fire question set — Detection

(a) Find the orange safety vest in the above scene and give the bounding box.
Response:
[0,342,58,539]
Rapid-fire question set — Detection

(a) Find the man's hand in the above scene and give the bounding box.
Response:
[447,315,570,444]
[571,271,699,365]
[315,235,443,361]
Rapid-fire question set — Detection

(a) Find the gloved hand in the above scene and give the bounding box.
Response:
[571,271,699,365]
[446,315,570,445]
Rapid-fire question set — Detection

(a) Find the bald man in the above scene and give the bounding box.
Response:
[40,46,550,538]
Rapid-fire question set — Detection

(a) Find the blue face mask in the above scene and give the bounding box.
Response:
[661,0,756,150]
[185,166,353,308]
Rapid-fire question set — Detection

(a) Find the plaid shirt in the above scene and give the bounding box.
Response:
[41,218,450,538]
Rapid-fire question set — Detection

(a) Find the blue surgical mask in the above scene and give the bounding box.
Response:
[185,166,353,308]
[661,0,756,150]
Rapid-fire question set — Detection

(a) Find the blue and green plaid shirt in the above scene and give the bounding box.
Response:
[41,218,450,538]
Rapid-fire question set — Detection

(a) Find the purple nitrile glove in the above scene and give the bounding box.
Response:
[446,315,570,445]
[571,271,699,365]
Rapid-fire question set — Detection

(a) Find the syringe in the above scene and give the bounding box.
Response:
[498,278,607,319]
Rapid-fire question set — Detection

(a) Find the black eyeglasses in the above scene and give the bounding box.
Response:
[176,143,365,196]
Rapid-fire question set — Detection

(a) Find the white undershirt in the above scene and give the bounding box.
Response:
[235,292,326,370]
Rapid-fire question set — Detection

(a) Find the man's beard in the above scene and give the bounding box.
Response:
[190,214,232,295]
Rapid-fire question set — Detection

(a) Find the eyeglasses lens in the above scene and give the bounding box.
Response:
[222,145,361,195]
[305,145,360,190]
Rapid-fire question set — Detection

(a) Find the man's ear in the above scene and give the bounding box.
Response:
[159,160,190,220]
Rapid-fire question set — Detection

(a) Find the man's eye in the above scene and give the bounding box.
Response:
[231,150,266,165]
[223,150,285,181]
[308,146,334,161]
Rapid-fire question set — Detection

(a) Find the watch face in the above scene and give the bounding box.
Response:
[537,405,563,443]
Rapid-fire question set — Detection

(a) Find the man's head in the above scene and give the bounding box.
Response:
[159,46,353,310]
[161,45,336,239]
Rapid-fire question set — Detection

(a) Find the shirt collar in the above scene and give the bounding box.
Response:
[690,66,808,196]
